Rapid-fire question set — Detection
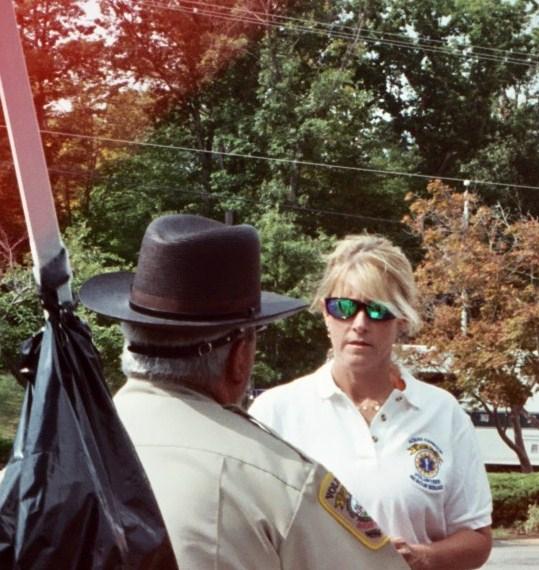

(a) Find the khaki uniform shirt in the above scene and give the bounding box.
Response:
[114,379,409,570]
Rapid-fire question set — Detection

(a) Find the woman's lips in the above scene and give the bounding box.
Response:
[348,340,371,347]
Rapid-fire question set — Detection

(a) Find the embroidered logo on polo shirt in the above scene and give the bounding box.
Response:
[407,437,444,491]
[318,473,389,550]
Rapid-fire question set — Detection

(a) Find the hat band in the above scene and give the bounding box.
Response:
[128,329,245,358]
[130,287,260,320]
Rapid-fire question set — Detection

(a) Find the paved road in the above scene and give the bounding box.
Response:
[483,538,539,568]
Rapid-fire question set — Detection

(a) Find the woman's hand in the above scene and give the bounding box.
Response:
[391,527,492,570]
[391,537,430,569]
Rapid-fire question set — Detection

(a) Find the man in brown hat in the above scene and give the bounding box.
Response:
[80,214,408,569]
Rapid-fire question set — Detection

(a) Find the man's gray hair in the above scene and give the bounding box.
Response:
[121,323,237,389]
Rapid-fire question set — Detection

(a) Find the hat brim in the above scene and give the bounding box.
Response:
[79,272,308,330]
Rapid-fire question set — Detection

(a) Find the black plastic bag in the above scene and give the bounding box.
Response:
[0,300,178,569]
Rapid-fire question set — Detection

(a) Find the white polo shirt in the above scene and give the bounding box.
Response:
[249,361,492,545]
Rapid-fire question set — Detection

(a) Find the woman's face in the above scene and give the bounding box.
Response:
[323,283,403,375]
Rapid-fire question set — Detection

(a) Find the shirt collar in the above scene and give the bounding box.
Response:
[315,360,343,399]
[125,376,218,404]
[395,365,423,409]
[314,360,423,409]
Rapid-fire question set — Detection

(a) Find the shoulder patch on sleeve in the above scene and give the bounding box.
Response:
[318,472,389,550]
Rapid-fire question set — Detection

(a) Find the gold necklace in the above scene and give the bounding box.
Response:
[358,400,383,413]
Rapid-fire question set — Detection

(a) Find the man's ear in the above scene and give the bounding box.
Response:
[226,337,252,386]
[217,336,255,405]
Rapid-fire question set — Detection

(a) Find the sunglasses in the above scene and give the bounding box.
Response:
[324,297,396,322]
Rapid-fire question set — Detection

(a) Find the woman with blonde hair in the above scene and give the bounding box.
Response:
[250,234,492,570]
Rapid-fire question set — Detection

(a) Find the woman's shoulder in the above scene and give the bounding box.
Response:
[250,363,326,412]
[259,368,321,399]
[400,366,466,410]
[402,368,477,431]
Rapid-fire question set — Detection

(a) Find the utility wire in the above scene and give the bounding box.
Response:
[3,124,538,192]
[134,0,539,67]
[149,3,536,67]
[171,0,539,62]
[0,158,406,225]
[113,183,407,225]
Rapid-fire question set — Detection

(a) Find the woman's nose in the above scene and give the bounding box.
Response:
[352,308,369,330]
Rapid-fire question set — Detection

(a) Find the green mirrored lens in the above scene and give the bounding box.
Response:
[365,302,392,320]
[336,298,358,318]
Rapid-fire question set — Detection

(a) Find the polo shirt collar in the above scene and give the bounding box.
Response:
[315,360,343,399]
[314,360,423,410]
[397,366,423,409]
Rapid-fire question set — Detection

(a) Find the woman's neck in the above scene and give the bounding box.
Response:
[331,359,397,404]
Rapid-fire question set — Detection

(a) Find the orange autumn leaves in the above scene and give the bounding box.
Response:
[404,180,538,409]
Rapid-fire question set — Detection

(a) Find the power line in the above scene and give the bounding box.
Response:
[0,158,406,225]
[3,124,538,191]
[0,125,539,190]
[176,0,539,62]
[32,126,539,192]
[159,4,537,67]
[110,183,406,225]
[133,0,539,68]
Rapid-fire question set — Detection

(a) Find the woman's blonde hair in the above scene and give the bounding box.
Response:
[312,234,422,336]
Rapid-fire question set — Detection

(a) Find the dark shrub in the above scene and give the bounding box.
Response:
[489,472,539,527]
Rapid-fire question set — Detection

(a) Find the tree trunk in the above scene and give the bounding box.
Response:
[510,405,533,473]
[491,406,533,473]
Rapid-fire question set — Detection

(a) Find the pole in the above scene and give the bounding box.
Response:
[461,181,470,336]
[0,0,72,303]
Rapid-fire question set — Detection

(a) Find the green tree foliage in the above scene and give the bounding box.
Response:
[3,0,539,392]
[87,0,418,255]
[460,99,539,213]
[85,0,539,255]
[98,0,262,197]
[252,20,414,241]
[0,224,129,390]
[0,263,41,381]
[254,208,334,385]
[359,0,537,179]
[362,0,539,216]
[404,181,539,472]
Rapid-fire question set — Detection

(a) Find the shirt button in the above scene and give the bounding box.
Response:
[395,396,403,402]
[372,435,378,443]
[381,414,387,422]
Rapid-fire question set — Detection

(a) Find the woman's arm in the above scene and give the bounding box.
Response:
[391,526,492,570]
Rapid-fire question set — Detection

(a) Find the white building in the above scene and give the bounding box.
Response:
[398,345,539,468]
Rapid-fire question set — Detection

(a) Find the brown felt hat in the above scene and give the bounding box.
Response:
[79,214,307,330]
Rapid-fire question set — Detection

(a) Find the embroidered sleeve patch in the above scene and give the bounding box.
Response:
[318,473,389,550]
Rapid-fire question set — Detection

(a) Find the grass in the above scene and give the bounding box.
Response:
[0,372,25,467]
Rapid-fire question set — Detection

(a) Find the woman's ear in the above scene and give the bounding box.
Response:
[321,299,330,321]
[397,319,408,343]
